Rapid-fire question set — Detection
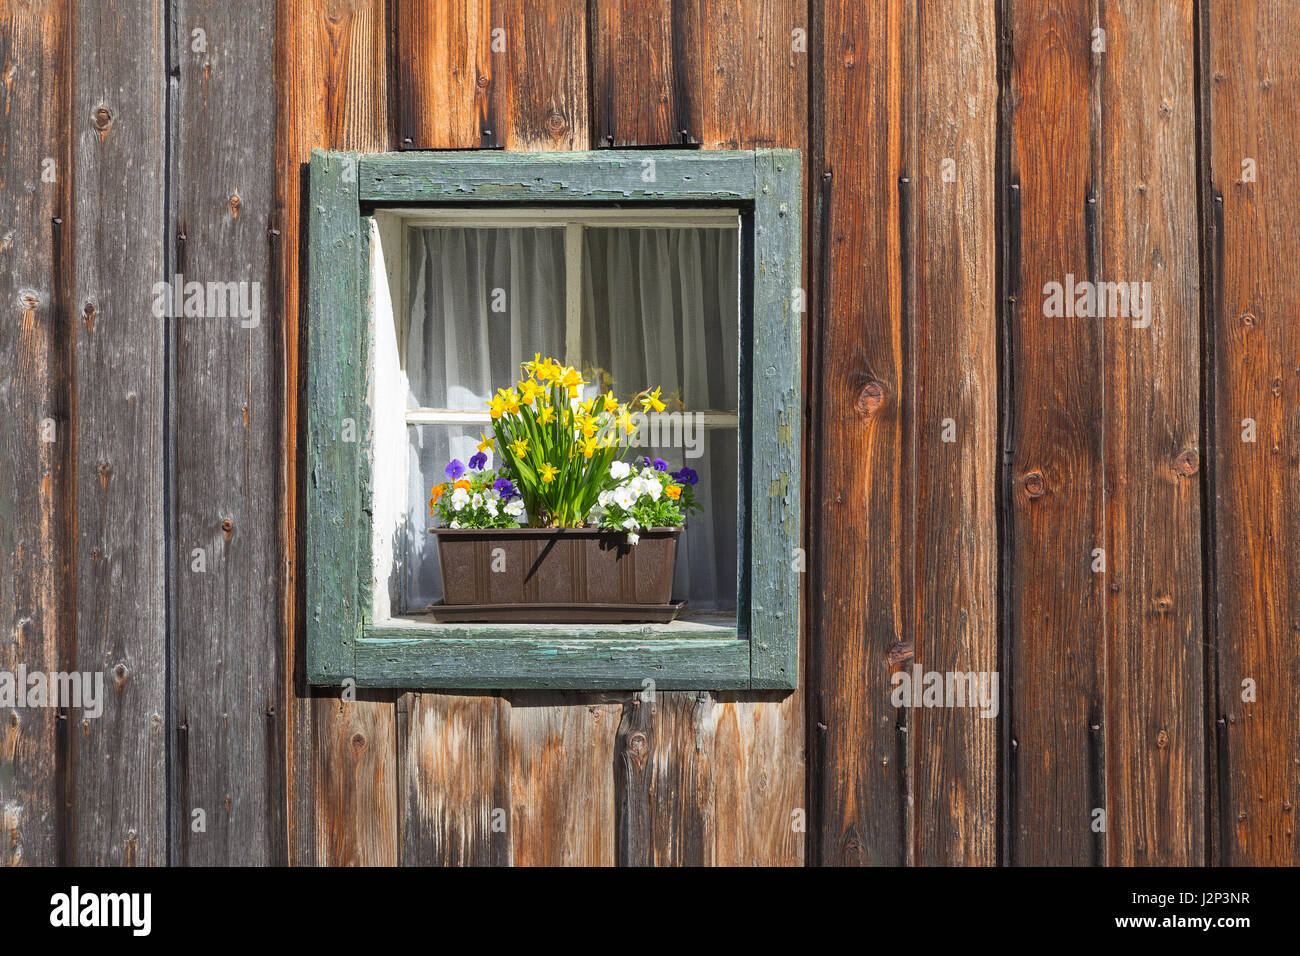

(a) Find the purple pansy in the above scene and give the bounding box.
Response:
[445,459,465,481]
[493,477,519,500]
[652,458,668,471]
[672,467,699,486]
[468,451,488,470]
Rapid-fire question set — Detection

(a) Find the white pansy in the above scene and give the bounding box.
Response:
[626,532,639,545]
[449,520,461,529]
[622,517,638,530]
[471,492,484,508]
[640,467,657,479]
[484,498,498,516]
[598,490,613,507]
[450,488,470,511]
[613,486,637,510]
[642,479,661,501]
[504,500,525,518]
[610,460,631,480]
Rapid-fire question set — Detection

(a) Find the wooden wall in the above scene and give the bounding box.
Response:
[1,0,1297,866]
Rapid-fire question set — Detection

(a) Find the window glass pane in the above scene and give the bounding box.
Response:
[405,226,565,409]
[580,226,739,411]
[581,226,740,612]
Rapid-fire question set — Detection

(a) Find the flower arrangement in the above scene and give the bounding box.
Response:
[428,453,525,529]
[429,355,701,543]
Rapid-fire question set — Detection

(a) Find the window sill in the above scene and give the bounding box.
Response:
[353,610,750,690]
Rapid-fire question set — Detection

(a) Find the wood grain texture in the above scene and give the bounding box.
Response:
[1100,0,1203,866]
[0,0,66,867]
[810,0,910,866]
[1206,0,1300,866]
[171,0,285,866]
[68,0,168,866]
[277,0,397,866]
[396,0,491,149]
[912,0,998,865]
[396,0,586,150]
[1003,0,1105,866]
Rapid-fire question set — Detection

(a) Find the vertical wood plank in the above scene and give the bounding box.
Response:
[278,0,398,866]
[1206,0,1300,866]
[0,0,67,867]
[591,0,678,146]
[68,0,168,865]
[171,0,285,866]
[810,0,910,866]
[1003,0,1106,866]
[912,0,999,865]
[1100,0,1204,865]
[489,0,588,150]
[395,0,490,149]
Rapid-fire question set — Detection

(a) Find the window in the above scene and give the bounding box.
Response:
[306,149,800,690]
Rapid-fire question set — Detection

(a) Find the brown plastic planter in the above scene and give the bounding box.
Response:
[430,526,683,622]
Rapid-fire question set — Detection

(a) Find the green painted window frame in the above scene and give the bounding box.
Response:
[305,148,800,690]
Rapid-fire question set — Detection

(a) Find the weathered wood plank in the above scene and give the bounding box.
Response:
[171,0,285,866]
[356,637,750,689]
[502,691,618,866]
[278,0,398,866]
[358,149,757,202]
[400,690,506,865]
[396,0,491,149]
[911,0,998,865]
[591,0,679,147]
[306,149,364,684]
[1206,0,1300,866]
[749,148,801,689]
[0,0,67,867]
[810,0,910,866]
[488,0,587,150]
[1004,0,1106,866]
[69,0,168,865]
[1100,0,1204,866]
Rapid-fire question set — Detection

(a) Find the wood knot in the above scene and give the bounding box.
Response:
[1156,729,1169,749]
[350,732,367,755]
[545,111,567,134]
[93,105,112,136]
[855,381,885,417]
[476,74,490,89]
[221,518,234,540]
[228,193,241,218]
[1241,311,1256,328]
[82,301,96,331]
[627,731,649,757]
[1174,449,1199,476]
[886,641,913,667]
[97,461,112,489]
[1155,595,1173,612]
[1023,472,1046,498]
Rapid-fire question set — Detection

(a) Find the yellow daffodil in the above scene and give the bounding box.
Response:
[519,379,543,405]
[640,386,666,414]
[510,438,529,458]
[487,394,508,419]
[496,387,521,415]
[540,462,558,483]
[616,406,636,435]
[603,390,619,413]
[581,436,598,459]
[539,404,556,424]
[476,432,495,453]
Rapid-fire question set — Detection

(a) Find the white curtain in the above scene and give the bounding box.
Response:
[403,225,739,613]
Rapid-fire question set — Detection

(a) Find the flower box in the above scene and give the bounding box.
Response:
[429,526,683,623]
